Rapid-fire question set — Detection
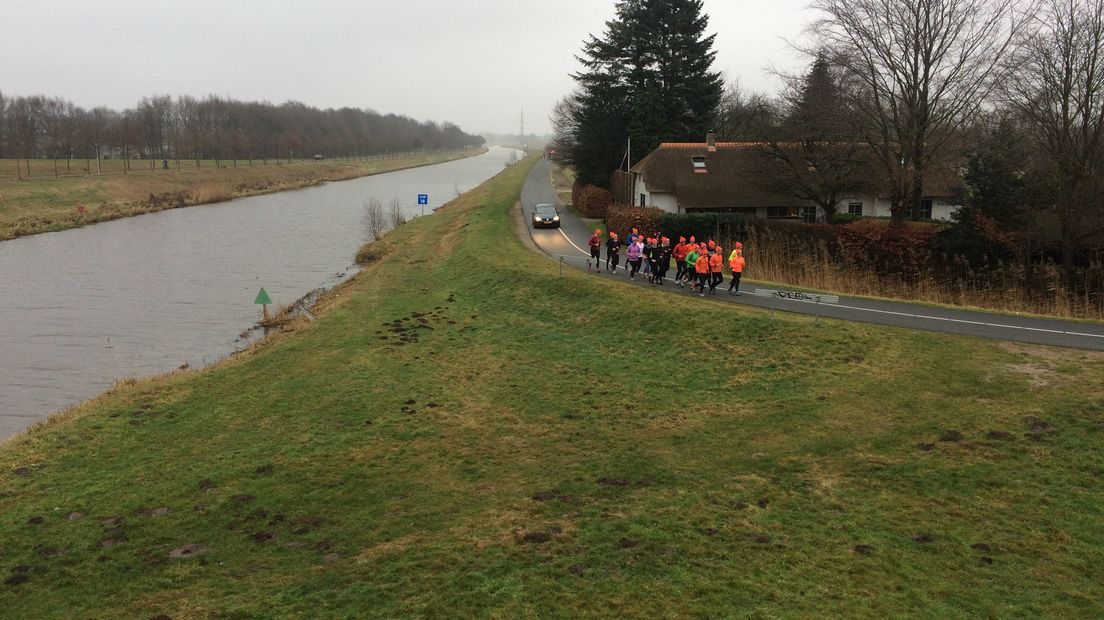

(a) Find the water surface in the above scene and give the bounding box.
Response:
[0,147,518,439]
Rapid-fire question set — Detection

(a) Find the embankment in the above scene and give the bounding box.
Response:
[1,154,1102,618]
[0,148,485,241]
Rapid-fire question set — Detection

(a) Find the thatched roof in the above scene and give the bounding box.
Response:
[630,142,962,210]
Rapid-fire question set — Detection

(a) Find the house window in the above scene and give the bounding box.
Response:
[848,202,863,216]
[802,207,818,224]
[767,206,800,219]
[904,200,934,220]
[691,156,707,173]
[639,193,647,207]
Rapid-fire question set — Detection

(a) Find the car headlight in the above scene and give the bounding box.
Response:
[553,216,560,221]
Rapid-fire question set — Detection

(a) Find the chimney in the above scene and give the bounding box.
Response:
[706,130,717,152]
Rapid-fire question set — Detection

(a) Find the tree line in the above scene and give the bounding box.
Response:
[0,92,484,175]
[554,0,1104,281]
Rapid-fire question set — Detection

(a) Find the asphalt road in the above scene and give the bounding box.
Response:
[520,157,1104,351]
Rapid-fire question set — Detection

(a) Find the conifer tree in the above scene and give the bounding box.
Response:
[568,0,723,187]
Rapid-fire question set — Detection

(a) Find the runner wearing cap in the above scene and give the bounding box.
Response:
[588,229,602,273]
[655,237,672,285]
[709,246,725,294]
[626,235,644,280]
[694,248,711,297]
[606,232,621,273]
[728,242,745,295]
[682,243,700,289]
[673,237,688,282]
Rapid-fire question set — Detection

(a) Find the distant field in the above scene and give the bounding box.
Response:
[1,154,1101,617]
[0,154,427,180]
[0,149,485,241]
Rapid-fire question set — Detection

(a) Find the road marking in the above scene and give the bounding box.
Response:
[558,228,591,256]
[539,238,1104,341]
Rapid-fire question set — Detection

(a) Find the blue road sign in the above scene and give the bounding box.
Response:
[417,193,429,205]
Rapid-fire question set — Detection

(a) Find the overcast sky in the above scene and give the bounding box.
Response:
[0,0,813,135]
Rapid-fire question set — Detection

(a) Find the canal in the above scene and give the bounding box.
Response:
[0,146,519,439]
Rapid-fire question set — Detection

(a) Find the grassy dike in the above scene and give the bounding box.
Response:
[0,149,485,241]
[2,154,1103,618]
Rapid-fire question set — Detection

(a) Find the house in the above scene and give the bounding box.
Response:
[627,138,963,222]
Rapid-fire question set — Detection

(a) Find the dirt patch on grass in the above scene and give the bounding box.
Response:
[1005,363,1053,389]
[169,544,208,558]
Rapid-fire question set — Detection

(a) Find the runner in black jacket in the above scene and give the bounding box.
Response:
[654,237,672,285]
[605,233,621,273]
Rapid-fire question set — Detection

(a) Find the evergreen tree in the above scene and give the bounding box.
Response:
[568,0,723,188]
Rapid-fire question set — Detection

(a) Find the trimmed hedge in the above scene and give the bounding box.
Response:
[571,183,613,218]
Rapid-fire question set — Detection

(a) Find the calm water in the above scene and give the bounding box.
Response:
[0,147,518,439]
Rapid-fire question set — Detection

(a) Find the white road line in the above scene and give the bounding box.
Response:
[558,228,591,256]
[541,244,1104,340]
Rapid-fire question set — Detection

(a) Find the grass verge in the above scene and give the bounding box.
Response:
[1,155,1102,618]
[0,149,485,241]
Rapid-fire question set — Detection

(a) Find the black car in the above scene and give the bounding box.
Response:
[532,204,561,228]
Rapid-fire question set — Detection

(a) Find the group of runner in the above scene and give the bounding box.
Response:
[588,228,745,297]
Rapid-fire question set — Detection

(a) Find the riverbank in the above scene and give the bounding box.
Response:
[2,154,1102,617]
[0,148,485,241]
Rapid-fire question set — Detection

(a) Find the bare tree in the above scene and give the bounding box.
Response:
[713,80,777,141]
[361,198,385,241]
[1005,0,1104,276]
[0,90,7,160]
[754,55,869,222]
[388,197,407,228]
[7,95,46,178]
[811,0,1036,223]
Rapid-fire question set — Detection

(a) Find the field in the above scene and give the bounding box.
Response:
[1,155,1102,618]
[0,150,484,241]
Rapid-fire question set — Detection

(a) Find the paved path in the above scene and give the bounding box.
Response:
[521,157,1104,351]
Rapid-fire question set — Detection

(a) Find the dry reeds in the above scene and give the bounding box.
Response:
[737,224,1104,319]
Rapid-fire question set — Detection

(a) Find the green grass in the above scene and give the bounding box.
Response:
[1,155,1103,618]
[0,150,484,241]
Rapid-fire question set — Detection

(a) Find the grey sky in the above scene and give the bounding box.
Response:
[0,0,812,135]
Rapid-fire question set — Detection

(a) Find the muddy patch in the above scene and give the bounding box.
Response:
[198,479,216,491]
[597,477,629,487]
[36,546,66,558]
[169,544,208,558]
[986,430,1013,440]
[144,507,172,517]
[101,536,127,548]
[939,430,963,442]
[532,490,558,502]
[916,442,936,452]
[912,534,933,544]
[618,537,640,549]
[520,531,552,545]
[232,494,255,503]
[1005,363,1053,389]
[569,562,587,575]
[970,542,992,552]
[250,531,274,543]
[254,464,274,476]
[102,516,124,529]
[26,516,44,525]
[4,573,29,586]
[853,544,875,555]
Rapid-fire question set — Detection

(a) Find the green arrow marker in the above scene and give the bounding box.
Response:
[254,288,273,305]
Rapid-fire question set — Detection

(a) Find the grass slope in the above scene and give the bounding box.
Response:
[0,150,484,241]
[1,155,1102,618]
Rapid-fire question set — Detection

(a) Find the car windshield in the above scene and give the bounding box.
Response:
[535,205,557,215]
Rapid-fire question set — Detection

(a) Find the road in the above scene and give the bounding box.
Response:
[520,157,1104,351]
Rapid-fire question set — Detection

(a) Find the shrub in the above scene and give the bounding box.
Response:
[605,205,663,240]
[572,183,613,218]
[832,213,863,225]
